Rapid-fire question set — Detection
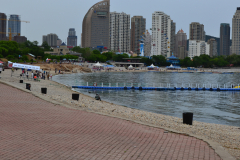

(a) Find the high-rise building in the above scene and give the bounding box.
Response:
[188,40,210,59]
[13,36,27,43]
[205,35,220,56]
[42,35,47,43]
[67,28,77,47]
[142,30,152,57]
[207,38,218,57]
[42,33,58,47]
[189,22,205,41]
[220,23,230,56]
[82,0,110,49]
[109,12,130,53]
[170,20,176,55]
[57,39,62,46]
[8,15,21,38]
[130,16,146,54]
[175,29,187,59]
[0,13,7,41]
[151,11,171,57]
[232,7,240,55]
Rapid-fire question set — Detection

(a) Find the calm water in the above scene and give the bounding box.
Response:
[53,72,240,126]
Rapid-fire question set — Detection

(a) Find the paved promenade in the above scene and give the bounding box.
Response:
[0,83,222,160]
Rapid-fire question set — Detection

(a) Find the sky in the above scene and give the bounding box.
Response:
[1,0,239,45]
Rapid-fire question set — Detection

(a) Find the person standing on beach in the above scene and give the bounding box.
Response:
[31,72,33,79]
[50,74,52,80]
[47,74,49,80]
[95,94,101,101]
[26,72,29,79]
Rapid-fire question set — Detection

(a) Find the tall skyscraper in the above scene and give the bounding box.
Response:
[82,0,110,49]
[109,12,130,53]
[207,38,218,57]
[189,22,205,41]
[170,20,176,55]
[8,15,21,38]
[67,28,77,47]
[142,30,152,57]
[175,29,187,59]
[220,23,230,56]
[151,11,171,57]
[130,16,146,54]
[232,7,240,55]
[0,13,7,41]
[42,33,58,47]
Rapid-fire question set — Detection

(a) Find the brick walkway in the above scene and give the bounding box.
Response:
[0,83,222,160]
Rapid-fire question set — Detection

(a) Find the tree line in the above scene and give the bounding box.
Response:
[1,41,240,67]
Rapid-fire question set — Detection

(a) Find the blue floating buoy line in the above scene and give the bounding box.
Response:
[72,86,240,92]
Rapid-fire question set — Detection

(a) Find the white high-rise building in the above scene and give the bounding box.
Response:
[109,12,130,53]
[188,40,210,59]
[151,11,171,57]
[232,7,240,55]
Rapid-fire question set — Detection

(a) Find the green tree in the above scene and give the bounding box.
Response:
[6,55,15,60]
[42,41,51,51]
[93,50,101,55]
[21,55,28,61]
[152,55,167,66]
[102,52,114,61]
[112,54,129,62]
[0,54,3,58]
[180,57,193,67]
[140,57,153,66]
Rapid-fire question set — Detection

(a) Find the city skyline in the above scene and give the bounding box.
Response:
[0,0,239,45]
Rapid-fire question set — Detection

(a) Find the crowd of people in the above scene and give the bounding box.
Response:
[19,69,52,81]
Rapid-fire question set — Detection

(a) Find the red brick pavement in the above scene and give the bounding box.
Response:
[0,83,222,160]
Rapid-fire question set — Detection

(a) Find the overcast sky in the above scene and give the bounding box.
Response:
[1,0,239,45]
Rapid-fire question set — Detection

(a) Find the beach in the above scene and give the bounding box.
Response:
[0,67,239,159]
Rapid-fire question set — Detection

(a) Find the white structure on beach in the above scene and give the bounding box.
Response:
[188,40,210,59]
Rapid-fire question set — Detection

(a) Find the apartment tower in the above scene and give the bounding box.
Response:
[109,12,130,53]
[151,11,171,57]
[130,16,146,54]
[207,38,218,57]
[42,33,58,47]
[8,15,21,38]
[220,23,230,56]
[82,0,110,49]
[232,7,240,55]
[67,28,77,47]
[175,29,187,59]
[0,13,7,41]
[189,22,205,41]
[170,20,176,55]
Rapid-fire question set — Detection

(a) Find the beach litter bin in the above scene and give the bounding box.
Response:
[20,80,23,83]
[72,93,79,101]
[183,112,193,125]
[41,88,47,94]
[26,83,31,90]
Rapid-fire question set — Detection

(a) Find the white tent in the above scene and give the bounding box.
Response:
[128,65,133,68]
[148,64,155,68]
[12,63,41,71]
[93,62,103,67]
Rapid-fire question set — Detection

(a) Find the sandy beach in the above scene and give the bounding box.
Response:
[0,67,239,160]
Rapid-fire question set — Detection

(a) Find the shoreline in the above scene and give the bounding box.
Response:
[0,68,239,160]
